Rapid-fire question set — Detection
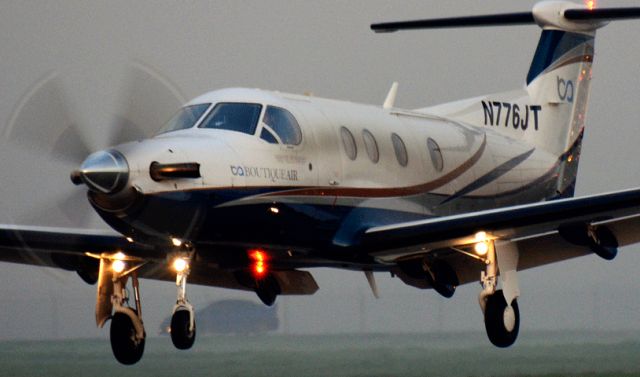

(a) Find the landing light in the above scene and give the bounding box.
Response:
[474,242,489,256]
[171,237,183,247]
[112,259,126,273]
[475,231,487,242]
[172,257,189,273]
[269,206,280,214]
[113,251,126,260]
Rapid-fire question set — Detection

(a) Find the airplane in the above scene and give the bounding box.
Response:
[2,0,640,365]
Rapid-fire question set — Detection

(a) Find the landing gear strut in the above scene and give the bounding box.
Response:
[108,263,146,365]
[478,240,520,348]
[170,255,196,350]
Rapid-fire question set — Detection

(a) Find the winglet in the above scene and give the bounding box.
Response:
[383,82,398,109]
[364,270,380,299]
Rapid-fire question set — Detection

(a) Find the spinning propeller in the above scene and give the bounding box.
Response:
[3,62,185,228]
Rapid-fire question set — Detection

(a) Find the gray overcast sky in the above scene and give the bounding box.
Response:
[1,0,640,340]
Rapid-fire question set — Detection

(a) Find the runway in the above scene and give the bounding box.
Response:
[1,331,639,376]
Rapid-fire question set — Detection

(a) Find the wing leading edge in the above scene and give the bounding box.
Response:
[0,224,318,295]
[361,187,640,284]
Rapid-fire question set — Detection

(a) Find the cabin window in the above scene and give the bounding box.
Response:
[260,106,302,145]
[157,103,210,134]
[362,129,379,163]
[391,133,408,167]
[340,127,357,160]
[199,102,262,135]
[427,137,444,172]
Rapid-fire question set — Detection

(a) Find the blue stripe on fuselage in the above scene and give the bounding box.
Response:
[439,148,535,206]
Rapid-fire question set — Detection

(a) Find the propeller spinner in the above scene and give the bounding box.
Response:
[71,150,129,194]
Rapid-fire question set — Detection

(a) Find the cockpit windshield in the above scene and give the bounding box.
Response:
[198,103,262,135]
[157,103,211,135]
[260,106,302,145]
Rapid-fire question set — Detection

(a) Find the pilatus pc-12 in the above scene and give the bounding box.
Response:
[3,0,640,365]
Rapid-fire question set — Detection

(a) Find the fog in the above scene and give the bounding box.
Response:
[0,0,639,340]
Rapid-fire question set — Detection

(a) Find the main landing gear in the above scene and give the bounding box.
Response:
[101,257,146,365]
[477,239,521,348]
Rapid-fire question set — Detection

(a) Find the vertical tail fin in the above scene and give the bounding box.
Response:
[524,28,595,196]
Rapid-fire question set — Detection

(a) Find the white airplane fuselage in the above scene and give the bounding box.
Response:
[90,87,565,264]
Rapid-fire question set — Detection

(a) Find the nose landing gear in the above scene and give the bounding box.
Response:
[169,253,196,350]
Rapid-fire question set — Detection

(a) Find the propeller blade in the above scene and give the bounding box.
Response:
[15,186,97,229]
[108,62,185,146]
[58,189,98,228]
[0,210,71,282]
[51,124,92,166]
[4,72,92,166]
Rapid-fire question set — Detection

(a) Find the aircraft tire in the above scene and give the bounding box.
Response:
[170,309,196,350]
[484,289,519,348]
[110,312,145,365]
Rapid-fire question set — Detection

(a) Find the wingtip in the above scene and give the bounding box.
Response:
[371,23,398,33]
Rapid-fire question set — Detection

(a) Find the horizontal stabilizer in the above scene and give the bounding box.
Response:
[372,4,640,33]
[372,12,535,33]
[564,7,640,21]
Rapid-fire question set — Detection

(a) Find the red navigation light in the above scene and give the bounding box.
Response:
[585,0,596,11]
[249,249,268,278]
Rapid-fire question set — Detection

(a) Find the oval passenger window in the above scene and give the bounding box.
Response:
[362,129,379,163]
[391,133,408,167]
[427,137,444,172]
[340,127,357,160]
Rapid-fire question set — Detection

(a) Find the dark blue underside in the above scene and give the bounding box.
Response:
[97,188,428,257]
[95,171,560,263]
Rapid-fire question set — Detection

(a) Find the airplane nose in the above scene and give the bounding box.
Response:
[71,150,129,194]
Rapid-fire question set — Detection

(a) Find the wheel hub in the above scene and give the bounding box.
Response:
[503,305,516,332]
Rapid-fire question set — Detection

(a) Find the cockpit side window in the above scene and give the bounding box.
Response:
[157,103,210,135]
[260,106,302,146]
[199,102,262,135]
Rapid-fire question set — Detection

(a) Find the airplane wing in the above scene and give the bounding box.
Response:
[0,224,318,295]
[3,187,639,294]
[360,187,640,286]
